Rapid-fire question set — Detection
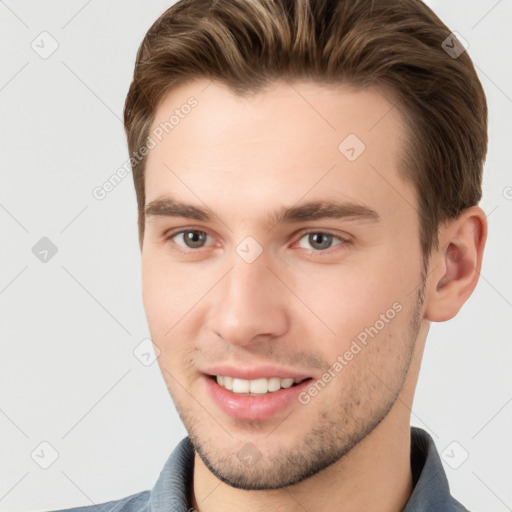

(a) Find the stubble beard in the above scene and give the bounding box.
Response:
[172,275,426,490]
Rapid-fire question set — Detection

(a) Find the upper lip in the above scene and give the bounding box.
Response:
[203,364,312,381]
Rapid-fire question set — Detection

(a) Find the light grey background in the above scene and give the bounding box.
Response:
[0,1,510,511]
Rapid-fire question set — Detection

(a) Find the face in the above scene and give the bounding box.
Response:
[141,79,427,490]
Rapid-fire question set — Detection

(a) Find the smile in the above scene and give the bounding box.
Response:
[213,375,309,395]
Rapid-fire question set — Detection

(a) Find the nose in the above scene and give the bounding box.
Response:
[207,252,290,347]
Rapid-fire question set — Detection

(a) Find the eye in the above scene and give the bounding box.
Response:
[165,228,350,255]
[296,231,349,252]
[169,229,212,250]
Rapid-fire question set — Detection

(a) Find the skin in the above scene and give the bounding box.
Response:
[140,79,487,512]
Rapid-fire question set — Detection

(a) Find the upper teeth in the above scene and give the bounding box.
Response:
[216,376,300,394]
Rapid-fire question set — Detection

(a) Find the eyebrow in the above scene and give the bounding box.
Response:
[144,196,381,225]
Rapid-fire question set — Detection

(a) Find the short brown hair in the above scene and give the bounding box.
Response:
[124,0,487,264]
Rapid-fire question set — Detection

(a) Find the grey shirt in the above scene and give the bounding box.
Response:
[49,427,470,512]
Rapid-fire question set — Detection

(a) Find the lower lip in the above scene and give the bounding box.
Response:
[204,375,313,421]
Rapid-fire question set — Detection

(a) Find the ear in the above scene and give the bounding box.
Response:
[424,206,488,322]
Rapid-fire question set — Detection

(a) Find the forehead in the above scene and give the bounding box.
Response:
[144,78,414,226]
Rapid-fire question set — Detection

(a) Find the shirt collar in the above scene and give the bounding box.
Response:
[150,434,195,512]
[404,427,468,511]
[148,426,467,512]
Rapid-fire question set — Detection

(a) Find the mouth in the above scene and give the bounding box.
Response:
[204,373,314,421]
[208,375,312,396]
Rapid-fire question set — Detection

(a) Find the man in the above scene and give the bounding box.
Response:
[51,0,488,510]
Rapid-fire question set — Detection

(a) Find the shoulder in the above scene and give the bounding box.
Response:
[41,489,151,512]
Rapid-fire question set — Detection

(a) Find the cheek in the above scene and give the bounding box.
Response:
[141,252,206,331]
[141,253,211,380]
[290,250,414,345]
[141,258,169,333]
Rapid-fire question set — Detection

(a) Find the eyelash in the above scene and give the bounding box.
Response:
[164,228,351,256]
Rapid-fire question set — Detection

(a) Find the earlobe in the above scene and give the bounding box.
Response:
[424,206,487,322]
